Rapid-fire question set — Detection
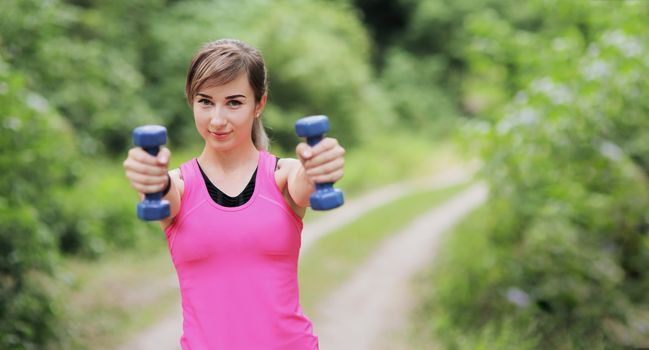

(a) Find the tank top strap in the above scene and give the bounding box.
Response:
[164,158,203,248]
[258,150,276,189]
[257,150,304,228]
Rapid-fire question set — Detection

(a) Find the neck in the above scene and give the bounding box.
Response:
[198,141,260,174]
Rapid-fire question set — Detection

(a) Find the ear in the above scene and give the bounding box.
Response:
[254,94,267,118]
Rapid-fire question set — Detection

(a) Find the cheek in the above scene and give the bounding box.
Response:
[193,108,209,122]
[193,110,209,133]
[232,109,255,125]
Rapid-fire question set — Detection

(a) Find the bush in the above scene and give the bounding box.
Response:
[423,1,649,348]
[380,48,459,136]
[0,43,162,348]
[0,0,158,155]
[0,55,76,349]
[54,161,163,257]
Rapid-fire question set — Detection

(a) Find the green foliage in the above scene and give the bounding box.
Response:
[380,48,458,135]
[0,56,74,349]
[0,42,160,348]
[0,205,62,350]
[427,1,649,348]
[0,0,158,155]
[54,161,163,257]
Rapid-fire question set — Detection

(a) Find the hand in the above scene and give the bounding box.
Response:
[296,138,345,185]
[123,147,171,194]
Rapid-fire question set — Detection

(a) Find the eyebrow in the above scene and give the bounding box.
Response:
[195,93,247,100]
[196,93,212,100]
[225,94,246,99]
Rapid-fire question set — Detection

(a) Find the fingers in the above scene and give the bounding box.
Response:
[125,171,168,193]
[296,138,345,183]
[125,147,170,166]
[297,138,344,163]
[305,157,344,177]
[123,147,171,193]
[308,166,344,184]
[296,143,313,162]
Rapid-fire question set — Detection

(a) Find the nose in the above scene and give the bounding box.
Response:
[209,107,227,128]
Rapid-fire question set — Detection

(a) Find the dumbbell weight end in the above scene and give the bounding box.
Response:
[310,184,344,210]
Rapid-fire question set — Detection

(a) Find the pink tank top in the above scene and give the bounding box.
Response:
[164,150,318,349]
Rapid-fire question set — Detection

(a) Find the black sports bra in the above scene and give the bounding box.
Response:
[196,157,279,207]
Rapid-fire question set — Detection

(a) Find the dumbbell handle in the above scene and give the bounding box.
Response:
[142,146,163,202]
[133,125,170,221]
[305,135,323,148]
[305,134,335,190]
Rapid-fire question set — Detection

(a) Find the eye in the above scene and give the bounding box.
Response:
[197,98,212,106]
[226,100,243,107]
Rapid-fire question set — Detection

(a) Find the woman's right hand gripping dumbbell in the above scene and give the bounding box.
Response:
[123,146,181,226]
[124,146,184,229]
[123,146,171,196]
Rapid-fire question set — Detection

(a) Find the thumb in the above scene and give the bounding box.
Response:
[157,147,171,165]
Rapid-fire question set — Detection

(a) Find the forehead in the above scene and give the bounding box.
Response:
[198,72,251,97]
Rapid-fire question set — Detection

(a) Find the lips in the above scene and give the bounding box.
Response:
[209,131,232,140]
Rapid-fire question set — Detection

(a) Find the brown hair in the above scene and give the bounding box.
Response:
[185,39,269,150]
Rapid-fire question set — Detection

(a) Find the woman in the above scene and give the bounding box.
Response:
[123,38,344,349]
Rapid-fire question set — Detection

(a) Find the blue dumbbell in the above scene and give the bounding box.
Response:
[132,125,170,221]
[295,115,344,210]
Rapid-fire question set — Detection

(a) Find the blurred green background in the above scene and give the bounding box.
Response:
[1,0,648,348]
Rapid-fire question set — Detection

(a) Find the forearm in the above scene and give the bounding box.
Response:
[288,163,315,208]
[163,179,182,220]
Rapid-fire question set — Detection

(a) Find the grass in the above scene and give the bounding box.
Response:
[61,248,179,350]
[406,205,540,350]
[298,181,474,314]
[407,205,493,349]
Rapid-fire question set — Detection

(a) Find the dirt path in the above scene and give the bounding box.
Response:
[118,166,476,350]
[314,183,488,350]
[301,165,474,255]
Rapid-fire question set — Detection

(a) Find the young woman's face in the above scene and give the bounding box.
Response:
[193,73,264,151]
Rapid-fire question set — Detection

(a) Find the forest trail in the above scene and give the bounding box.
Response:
[314,183,487,350]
